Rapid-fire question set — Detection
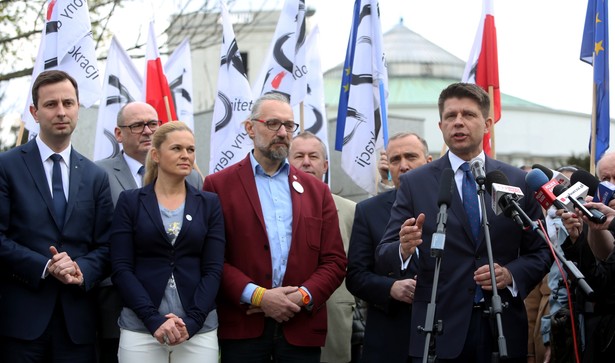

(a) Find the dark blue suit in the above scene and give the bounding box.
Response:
[347,189,416,363]
[376,154,551,360]
[0,139,113,345]
[110,182,225,337]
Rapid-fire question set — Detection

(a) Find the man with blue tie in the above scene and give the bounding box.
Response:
[0,70,114,362]
[377,83,550,362]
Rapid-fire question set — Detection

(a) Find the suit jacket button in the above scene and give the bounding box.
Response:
[264,245,269,251]
[170,261,175,267]
[265,274,271,280]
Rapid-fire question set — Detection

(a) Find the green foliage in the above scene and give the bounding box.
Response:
[565,153,591,172]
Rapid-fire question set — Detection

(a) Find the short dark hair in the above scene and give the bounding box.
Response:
[32,70,79,109]
[437,82,490,120]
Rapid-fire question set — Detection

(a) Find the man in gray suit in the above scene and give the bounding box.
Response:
[95,101,203,362]
[289,131,356,363]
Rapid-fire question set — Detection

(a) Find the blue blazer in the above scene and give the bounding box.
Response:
[0,139,113,344]
[110,182,225,337]
[347,189,414,363]
[376,154,551,360]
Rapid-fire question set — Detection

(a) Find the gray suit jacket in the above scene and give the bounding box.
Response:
[96,153,203,206]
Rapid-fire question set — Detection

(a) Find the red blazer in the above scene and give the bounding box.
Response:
[203,154,346,347]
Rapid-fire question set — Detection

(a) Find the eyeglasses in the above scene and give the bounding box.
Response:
[118,120,162,134]
[252,118,299,132]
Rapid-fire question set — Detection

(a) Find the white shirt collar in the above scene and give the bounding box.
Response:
[36,135,72,165]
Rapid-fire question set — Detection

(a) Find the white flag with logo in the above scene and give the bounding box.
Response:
[339,0,388,195]
[92,36,143,161]
[165,38,194,131]
[23,0,101,135]
[293,25,331,184]
[209,1,254,174]
[252,0,307,106]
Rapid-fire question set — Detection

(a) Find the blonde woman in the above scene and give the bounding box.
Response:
[111,121,224,362]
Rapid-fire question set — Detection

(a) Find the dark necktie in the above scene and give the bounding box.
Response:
[138,165,145,185]
[50,154,67,225]
[460,162,483,303]
[460,162,480,241]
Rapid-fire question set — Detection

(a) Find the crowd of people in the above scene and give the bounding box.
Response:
[2,70,614,363]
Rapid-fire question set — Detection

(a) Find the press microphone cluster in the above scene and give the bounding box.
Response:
[525,168,568,211]
[485,170,529,228]
[431,168,454,256]
[532,164,571,187]
[595,180,615,204]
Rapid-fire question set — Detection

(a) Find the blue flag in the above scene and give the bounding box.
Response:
[581,0,610,161]
[335,0,361,151]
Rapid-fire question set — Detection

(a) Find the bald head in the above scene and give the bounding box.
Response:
[598,152,615,184]
[115,102,160,164]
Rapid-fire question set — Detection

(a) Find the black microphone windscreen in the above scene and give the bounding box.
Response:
[437,168,454,207]
[532,164,554,179]
[525,169,550,193]
[553,184,566,196]
[485,170,510,192]
[571,169,600,195]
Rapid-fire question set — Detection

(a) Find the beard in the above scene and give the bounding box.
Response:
[255,136,290,162]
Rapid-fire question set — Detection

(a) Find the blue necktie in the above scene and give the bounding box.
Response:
[138,165,145,185]
[50,154,67,225]
[461,162,483,303]
[460,162,480,241]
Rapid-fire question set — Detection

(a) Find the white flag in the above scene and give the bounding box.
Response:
[252,0,307,106]
[209,1,254,174]
[23,0,102,135]
[92,36,143,161]
[339,0,388,195]
[293,25,331,184]
[165,38,194,131]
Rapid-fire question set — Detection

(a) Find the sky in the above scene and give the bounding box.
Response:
[0,0,598,120]
[111,0,595,115]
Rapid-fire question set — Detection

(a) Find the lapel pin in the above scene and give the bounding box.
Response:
[186,214,192,221]
[292,181,304,194]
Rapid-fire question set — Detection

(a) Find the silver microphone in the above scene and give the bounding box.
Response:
[470,158,486,186]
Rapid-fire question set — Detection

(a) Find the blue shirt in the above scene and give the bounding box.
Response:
[240,152,293,304]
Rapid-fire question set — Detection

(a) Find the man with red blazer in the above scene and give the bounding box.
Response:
[203,92,346,363]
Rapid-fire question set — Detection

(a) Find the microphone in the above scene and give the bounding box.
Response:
[431,168,454,256]
[553,182,607,224]
[470,158,486,186]
[525,168,569,211]
[532,164,571,187]
[594,180,615,204]
[485,171,525,228]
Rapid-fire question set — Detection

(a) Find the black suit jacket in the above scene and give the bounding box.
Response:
[110,182,225,337]
[0,139,113,344]
[376,154,551,359]
[346,189,415,363]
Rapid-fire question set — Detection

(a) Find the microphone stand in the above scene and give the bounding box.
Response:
[503,201,594,298]
[476,181,508,361]
[419,208,447,363]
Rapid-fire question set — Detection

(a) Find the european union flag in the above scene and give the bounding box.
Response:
[581,0,610,161]
[335,0,360,151]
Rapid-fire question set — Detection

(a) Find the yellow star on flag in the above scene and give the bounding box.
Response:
[596,40,605,56]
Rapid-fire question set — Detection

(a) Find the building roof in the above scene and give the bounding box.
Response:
[323,21,548,110]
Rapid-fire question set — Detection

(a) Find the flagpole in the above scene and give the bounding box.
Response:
[590,82,598,175]
[163,96,173,122]
[16,121,25,146]
[299,101,305,132]
[488,85,496,159]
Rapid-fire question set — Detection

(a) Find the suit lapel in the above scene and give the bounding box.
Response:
[112,155,138,191]
[237,156,268,235]
[140,184,169,242]
[289,167,302,236]
[436,155,477,249]
[20,140,59,227]
[64,150,84,227]
[174,183,199,246]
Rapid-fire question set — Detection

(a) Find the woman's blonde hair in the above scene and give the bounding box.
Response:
[143,121,194,185]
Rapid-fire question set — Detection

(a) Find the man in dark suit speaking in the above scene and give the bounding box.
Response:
[0,70,114,361]
[377,83,550,362]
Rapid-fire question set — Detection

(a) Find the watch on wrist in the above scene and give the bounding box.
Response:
[299,288,311,306]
